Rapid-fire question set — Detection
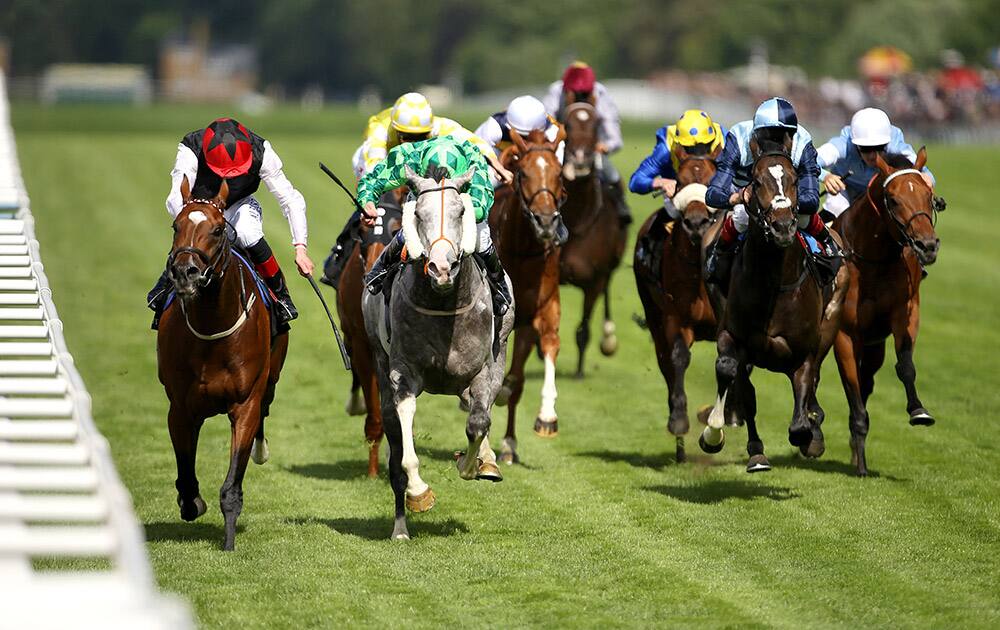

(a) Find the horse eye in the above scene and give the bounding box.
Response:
[172,224,179,233]
[212,226,224,236]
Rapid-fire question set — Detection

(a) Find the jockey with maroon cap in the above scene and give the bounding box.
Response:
[147,118,315,329]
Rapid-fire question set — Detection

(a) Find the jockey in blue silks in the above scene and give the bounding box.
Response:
[705,97,833,285]
[816,107,937,221]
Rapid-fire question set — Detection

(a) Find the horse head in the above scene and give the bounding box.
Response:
[169,176,232,299]
[402,164,477,293]
[673,144,721,242]
[873,148,940,266]
[748,136,798,248]
[504,128,566,244]
[562,102,599,180]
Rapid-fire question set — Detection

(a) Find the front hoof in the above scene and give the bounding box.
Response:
[392,533,411,541]
[454,452,480,480]
[909,408,935,426]
[344,391,367,416]
[787,424,812,447]
[667,415,690,436]
[251,437,270,465]
[696,404,712,425]
[178,494,207,522]
[476,461,504,482]
[405,487,436,513]
[801,438,825,459]
[698,428,725,454]
[746,454,771,473]
[676,436,687,463]
[599,334,618,356]
[534,417,559,437]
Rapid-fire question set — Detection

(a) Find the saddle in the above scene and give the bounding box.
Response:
[321,193,404,290]
[798,233,843,289]
[635,209,674,285]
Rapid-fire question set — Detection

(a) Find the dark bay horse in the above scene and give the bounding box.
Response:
[832,148,940,476]
[559,102,627,377]
[633,147,720,462]
[490,128,566,462]
[158,178,288,550]
[336,190,404,478]
[699,141,848,472]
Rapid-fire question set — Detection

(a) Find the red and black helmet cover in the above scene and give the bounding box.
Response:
[202,118,253,178]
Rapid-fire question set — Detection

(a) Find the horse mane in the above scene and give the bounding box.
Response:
[424,164,450,182]
[524,129,548,144]
[882,153,914,169]
[755,138,790,157]
[685,143,711,156]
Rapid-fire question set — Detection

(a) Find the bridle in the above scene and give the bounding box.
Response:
[864,169,937,251]
[410,182,467,276]
[513,146,566,237]
[746,151,797,240]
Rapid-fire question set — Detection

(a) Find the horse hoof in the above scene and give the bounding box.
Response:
[476,462,504,482]
[177,494,207,521]
[787,425,812,448]
[495,386,511,407]
[392,533,411,541]
[667,415,689,436]
[344,392,366,416]
[533,418,558,438]
[746,454,771,473]
[599,334,618,356]
[405,488,436,513]
[573,370,585,380]
[698,429,724,454]
[909,408,935,426]
[676,437,687,464]
[454,452,480,480]
[251,437,270,465]
[696,405,712,425]
[801,438,825,459]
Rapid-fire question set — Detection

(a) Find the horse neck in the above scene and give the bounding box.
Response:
[562,172,601,228]
[850,185,903,261]
[181,252,245,330]
[500,183,548,257]
[730,225,797,330]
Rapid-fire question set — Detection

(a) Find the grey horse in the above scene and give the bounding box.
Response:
[363,165,514,540]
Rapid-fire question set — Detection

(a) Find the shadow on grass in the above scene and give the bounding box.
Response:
[576,448,729,471]
[286,446,461,481]
[284,516,468,540]
[143,520,239,544]
[767,452,907,481]
[646,479,801,504]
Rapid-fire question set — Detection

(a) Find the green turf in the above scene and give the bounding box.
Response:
[11,103,1000,628]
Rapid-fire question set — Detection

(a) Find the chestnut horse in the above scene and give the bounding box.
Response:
[336,190,404,478]
[158,178,288,551]
[832,149,940,476]
[559,102,628,377]
[490,128,566,463]
[633,147,720,463]
[699,142,848,472]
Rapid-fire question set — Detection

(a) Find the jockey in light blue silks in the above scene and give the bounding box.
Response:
[816,107,937,222]
[705,97,834,285]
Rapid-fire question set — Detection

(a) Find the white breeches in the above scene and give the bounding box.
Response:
[224,196,265,249]
[823,192,851,218]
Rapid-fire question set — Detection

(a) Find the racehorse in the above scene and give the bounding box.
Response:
[633,147,720,462]
[490,128,566,463]
[363,165,514,540]
[157,178,288,550]
[559,102,628,378]
[832,149,940,476]
[336,189,404,478]
[699,140,849,472]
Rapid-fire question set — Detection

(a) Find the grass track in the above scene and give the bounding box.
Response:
[11,104,1000,628]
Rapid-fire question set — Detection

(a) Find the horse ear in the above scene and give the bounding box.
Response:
[914,146,927,171]
[782,132,793,155]
[404,164,424,192]
[452,167,475,191]
[675,143,689,161]
[500,145,520,168]
[551,122,566,148]
[710,143,723,160]
[180,175,191,203]
[214,179,229,209]
[749,135,761,160]
[510,128,529,153]
[874,151,891,175]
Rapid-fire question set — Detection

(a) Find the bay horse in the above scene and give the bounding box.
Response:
[335,189,404,478]
[490,127,566,463]
[158,178,288,551]
[699,140,848,472]
[633,147,721,463]
[832,148,940,476]
[559,102,628,378]
[363,165,513,539]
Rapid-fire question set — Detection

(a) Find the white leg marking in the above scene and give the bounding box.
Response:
[397,396,428,496]
[539,355,558,421]
[707,389,728,430]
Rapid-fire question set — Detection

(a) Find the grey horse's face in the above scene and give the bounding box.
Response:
[404,165,476,293]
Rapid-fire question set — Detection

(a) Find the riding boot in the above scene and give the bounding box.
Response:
[706,214,739,287]
[801,213,839,257]
[476,243,512,316]
[365,232,404,295]
[264,270,298,325]
[147,268,173,330]
[320,212,359,289]
[607,180,632,226]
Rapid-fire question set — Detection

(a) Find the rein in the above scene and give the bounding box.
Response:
[179,264,257,340]
[398,267,487,317]
[863,169,937,252]
[512,146,567,241]
[415,183,461,274]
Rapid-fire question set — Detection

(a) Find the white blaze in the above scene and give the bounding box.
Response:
[767,165,792,209]
[188,211,208,225]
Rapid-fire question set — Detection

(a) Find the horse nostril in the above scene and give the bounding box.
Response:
[184,265,200,278]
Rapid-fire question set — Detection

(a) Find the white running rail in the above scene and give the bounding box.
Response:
[0,74,192,628]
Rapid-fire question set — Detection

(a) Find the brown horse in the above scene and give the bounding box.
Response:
[699,141,848,472]
[490,127,566,463]
[559,102,628,378]
[633,147,720,462]
[832,149,940,476]
[158,178,288,550]
[336,190,404,478]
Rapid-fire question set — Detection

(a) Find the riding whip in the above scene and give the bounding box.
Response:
[306,274,352,371]
[319,162,364,212]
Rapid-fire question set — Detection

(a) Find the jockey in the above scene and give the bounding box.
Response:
[473,95,564,188]
[705,97,832,285]
[147,117,314,329]
[543,61,630,225]
[817,107,936,221]
[358,136,512,315]
[629,108,727,218]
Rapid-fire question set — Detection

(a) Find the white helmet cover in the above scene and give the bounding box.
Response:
[850,108,892,147]
[506,95,548,134]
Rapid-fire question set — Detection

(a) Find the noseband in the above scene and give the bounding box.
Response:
[412,183,464,274]
[865,169,937,250]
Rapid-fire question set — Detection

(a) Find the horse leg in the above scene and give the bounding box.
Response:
[573,284,600,379]
[740,371,769,472]
[390,369,433,512]
[500,327,535,464]
[379,377,409,540]
[599,280,618,357]
[363,362,384,479]
[220,397,262,551]
[700,330,737,453]
[345,368,367,416]
[534,297,561,437]
[168,404,207,521]
[457,367,495,480]
[892,305,934,426]
[789,357,825,457]
[834,330,871,476]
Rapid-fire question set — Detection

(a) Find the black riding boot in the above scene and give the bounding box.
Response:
[264,270,298,325]
[476,243,512,316]
[147,268,173,330]
[705,239,736,288]
[320,214,358,289]
[365,232,404,295]
[607,180,632,226]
